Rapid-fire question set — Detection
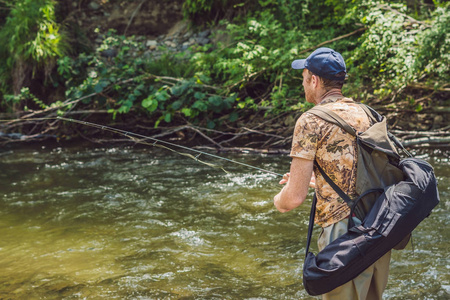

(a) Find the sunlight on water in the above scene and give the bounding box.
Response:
[0,145,448,299]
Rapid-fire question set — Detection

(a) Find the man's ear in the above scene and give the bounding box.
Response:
[311,74,319,88]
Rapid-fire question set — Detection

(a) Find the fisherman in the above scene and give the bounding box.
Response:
[273,47,391,300]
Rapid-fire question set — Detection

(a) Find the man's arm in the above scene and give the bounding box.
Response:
[274,157,314,213]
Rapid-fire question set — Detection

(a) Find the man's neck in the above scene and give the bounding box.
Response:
[314,89,343,105]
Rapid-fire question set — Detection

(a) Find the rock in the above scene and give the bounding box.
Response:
[196,37,210,46]
[432,115,444,130]
[181,42,190,51]
[146,40,158,47]
[198,29,211,38]
[164,41,177,48]
[88,1,101,10]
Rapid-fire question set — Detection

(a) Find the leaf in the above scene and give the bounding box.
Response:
[194,91,206,100]
[208,95,222,107]
[192,100,208,111]
[142,96,158,112]
[224,95,236,109]
[141,95,153,108]
[172,100,183,110]
[155,90,170,101]
[117,105,130,113]
[415,104,423,112]
[228,112,239,122]
[94,80,109,93]
[170,85,182,97]
[207,120,216,129]
[171,81,192,97]
[181,108,192,117]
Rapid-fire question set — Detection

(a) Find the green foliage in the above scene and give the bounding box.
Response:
[58,30,150,116]
[413,6,450,85]
[182,0,254,25]
[55,29,239,127]
[188,4,359,115]
[347,1,449,101]
[1,0,448,128]
[0,0,68,100]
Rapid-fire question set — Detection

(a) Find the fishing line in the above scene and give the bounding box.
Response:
[56,116,283,177]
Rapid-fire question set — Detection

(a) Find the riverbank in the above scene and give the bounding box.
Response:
[1,109,449,155]
[0,1,448,152]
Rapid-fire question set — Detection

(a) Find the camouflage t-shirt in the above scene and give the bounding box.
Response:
[290,97,371,228]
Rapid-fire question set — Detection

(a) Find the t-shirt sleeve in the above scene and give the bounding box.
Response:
[290,113,319,160]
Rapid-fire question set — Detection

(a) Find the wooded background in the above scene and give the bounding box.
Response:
[0,0,448,150]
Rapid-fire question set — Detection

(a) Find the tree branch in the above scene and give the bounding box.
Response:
[298,27,366,55]
[378,4,431,28]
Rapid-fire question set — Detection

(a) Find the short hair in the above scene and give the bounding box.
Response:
[306,69,345,91]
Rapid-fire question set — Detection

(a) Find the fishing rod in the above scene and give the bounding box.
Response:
[57,116,283,177]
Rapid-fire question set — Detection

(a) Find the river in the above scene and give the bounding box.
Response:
[0,144,448,299]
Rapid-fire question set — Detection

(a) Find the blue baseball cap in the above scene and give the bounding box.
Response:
[291,47,347,81]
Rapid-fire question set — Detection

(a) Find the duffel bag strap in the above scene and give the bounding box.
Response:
[305,193,317,258]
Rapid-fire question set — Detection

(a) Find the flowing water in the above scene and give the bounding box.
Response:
[0,144,448,299]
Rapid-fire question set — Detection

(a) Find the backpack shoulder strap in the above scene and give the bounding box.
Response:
[357,103,378,123]
[307,106,356,136]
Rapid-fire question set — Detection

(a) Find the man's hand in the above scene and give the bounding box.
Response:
[273,157,314,213]
[279,172,315,188]
[279,172,290,185]
[309,172,316,188]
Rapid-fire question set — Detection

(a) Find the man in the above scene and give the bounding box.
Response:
[273,47,391,300]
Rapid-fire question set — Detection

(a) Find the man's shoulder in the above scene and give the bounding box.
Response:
[303,98,358,121]
[320,97,359,110]
[316,98,371,131]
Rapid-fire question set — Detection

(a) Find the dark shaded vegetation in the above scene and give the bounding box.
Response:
[0,0,448,151]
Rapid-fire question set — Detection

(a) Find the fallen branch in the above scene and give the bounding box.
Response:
[391,129,450,137]
[408,83,450,92]
[186,125,224,149]
[4,92,98,125]
[401,136,450,147]
[375,106,450,114]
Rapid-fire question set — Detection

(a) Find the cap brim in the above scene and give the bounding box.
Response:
[291,59,306,69]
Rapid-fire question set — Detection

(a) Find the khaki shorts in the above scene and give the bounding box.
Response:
[318,217,391,300]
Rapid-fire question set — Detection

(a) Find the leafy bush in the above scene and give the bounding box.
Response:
[1,0,448,129]
[56,29,239,128]
[0,0,67,108]
[347,1,449,105]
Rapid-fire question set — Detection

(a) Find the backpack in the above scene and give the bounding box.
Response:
[308,104,406,229]
[302,104,440,296]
